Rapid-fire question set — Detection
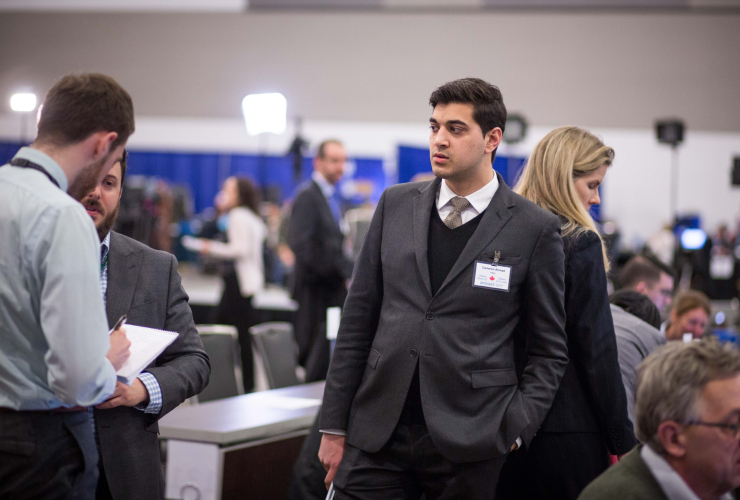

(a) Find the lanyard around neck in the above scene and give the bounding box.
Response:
[9,158,61,188]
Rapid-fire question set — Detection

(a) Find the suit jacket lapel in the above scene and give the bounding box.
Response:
[413,178,440,299]
[105,231,143,328]
[436,173,516,296]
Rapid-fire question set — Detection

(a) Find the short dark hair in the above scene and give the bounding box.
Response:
[37,73,135,149]
[235,176,261,215]
[610,290,662,329]
[619,254,674,290]
[316,139,343,159]
[429,78,507,162]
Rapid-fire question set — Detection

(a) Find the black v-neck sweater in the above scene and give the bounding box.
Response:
[427,209,485,296]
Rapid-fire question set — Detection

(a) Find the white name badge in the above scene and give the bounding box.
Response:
[473,261,511,292]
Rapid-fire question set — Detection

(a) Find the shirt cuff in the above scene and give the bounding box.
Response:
[320,429,347,436]
[134,372,163,414]
[515,437,522,449]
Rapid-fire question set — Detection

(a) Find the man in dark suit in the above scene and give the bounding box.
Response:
[288,140,354,382]
[80,154,211,500]
[579,338,740,500]
[318,78,569,499]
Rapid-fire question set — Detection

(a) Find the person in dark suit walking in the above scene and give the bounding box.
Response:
[80,156,211,500]
[288,140,354,382]
[497,126,637,500]
[318,78,569,499]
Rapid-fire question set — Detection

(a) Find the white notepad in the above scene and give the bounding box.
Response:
[115,324,178,385]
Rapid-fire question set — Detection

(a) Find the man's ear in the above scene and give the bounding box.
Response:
[91,131,118,160]
[657,421,688,458]
[634,281,649,294]
[484,127,503,155]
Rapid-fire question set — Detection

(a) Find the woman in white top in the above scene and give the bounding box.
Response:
[192,176,266,392]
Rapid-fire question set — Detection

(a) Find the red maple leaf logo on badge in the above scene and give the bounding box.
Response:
[489,276,495,281]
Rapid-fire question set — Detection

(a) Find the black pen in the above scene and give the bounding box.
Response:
[109,314,127,335]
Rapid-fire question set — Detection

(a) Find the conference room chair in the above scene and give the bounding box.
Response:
[194,324,245,402]
[249,322,300,389]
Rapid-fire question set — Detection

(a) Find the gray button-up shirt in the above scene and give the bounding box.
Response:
[0,147,116,410]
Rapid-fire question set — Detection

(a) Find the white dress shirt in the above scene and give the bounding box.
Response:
[436,174,499,224]
[0,147,117,409]
[641,444,734,500]
[312,171,336,198]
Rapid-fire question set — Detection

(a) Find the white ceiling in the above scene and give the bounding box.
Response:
[1,0,739,10]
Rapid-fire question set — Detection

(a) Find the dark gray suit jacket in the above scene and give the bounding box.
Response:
[320,175,568,463]
[95,231,210,500]
[289,182,353,349]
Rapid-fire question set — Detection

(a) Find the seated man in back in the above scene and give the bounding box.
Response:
[80,153,211,500]
[579,338,740,500]
[609,290,666,427]
[618,254,675,315]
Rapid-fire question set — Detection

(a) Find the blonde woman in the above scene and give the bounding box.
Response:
[497,127,636,500]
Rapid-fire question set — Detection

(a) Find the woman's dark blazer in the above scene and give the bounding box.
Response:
[535,228,637,453]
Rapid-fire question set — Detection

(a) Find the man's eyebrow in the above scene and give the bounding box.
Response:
[429,118,469,127]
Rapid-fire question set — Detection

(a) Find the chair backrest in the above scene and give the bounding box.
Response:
[195,324,244,403]
[249,322,299,389]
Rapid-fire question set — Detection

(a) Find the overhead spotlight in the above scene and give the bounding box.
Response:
[680,228,707,250]
[10,93,36,112]
[241,93,287,136]
[503,114,528,144]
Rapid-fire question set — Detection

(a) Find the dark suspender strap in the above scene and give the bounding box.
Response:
[8,158,61,189]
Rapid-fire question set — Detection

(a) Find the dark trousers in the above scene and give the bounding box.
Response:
[333,422,507,500]
[216,271,258,392]
[286,415,327,500]
[0,410,98,500]
[496,432,611,500]
[95,465,113,500]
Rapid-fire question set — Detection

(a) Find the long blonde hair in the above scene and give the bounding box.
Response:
[514,126,613,272]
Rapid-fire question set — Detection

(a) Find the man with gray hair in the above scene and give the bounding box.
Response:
[579,338,740,500]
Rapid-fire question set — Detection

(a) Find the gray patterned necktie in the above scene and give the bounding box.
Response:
[444,196,471,229]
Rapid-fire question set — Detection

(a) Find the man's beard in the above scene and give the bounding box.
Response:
[84,197,120,241]
[68,154,108,202]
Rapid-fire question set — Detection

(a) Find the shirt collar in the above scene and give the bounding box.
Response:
[101,232,111,263]
[437,172,499,214]
[312,171,335,198]
[641,445,734,500]
[12,146,69,192]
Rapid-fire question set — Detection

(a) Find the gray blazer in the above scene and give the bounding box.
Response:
[95,231,210,500]
[611,304,666,428]
[321,175,568,463]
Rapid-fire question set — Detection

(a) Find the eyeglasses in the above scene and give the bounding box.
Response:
[684,421,740,439]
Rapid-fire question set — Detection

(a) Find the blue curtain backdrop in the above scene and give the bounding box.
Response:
[1,141,602,220]
[0,141,386,213]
